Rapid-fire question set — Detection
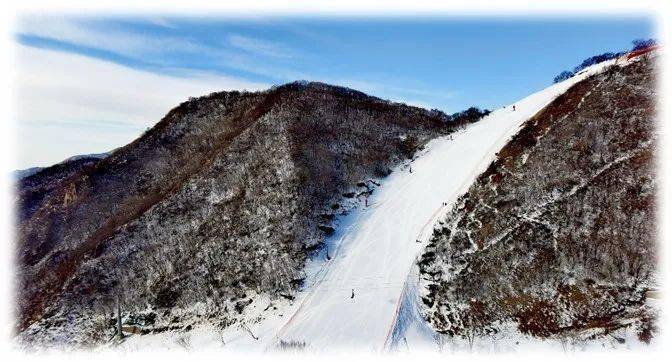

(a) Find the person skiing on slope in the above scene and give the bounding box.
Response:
[351,289,355,299]
[513,104,516,111]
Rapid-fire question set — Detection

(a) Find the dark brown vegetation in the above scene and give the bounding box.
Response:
[419,57,658,345]
[16,81,479,346]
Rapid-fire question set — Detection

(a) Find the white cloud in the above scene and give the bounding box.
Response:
[17,16,218,60]
[12,17,455,167]
[15,45,268,168]
[227,34,294,58]
[16,17,298,72]
[145,17,177,29]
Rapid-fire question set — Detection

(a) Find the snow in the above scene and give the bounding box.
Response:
[114,58,626,352]
[268,59,623,352]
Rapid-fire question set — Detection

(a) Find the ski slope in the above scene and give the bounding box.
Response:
[115,59,622,353]
[270,60,620,352]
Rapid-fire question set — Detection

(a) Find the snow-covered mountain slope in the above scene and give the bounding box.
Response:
[114,56,633,354]
[412,55,658,351]
[16,81,460,348]
[113,56,647,353]
[18,48,653,352]
[259,58,627,352]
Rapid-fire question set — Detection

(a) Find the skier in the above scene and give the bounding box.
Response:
[513,104,516,111]
[365,196,368,207]
[351,289,355,299]
[409,165,413,173]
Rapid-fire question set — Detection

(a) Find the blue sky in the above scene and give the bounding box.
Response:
[15,16,654,168]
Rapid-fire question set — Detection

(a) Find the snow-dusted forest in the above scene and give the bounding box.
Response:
[14,46,659,353]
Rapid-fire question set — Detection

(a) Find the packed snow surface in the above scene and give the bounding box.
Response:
[270,60,622,352]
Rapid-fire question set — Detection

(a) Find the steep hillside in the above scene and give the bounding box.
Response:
[17,155,106,220]
[16,82,467,347]
[418,57,658,346]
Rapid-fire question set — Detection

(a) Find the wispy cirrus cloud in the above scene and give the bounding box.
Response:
[15,44,268,168]
[145,17,178,29]
[16,16,455,108]
[17,16,219,61]
[227,34,295,58]
[13,16,460,168]
[17,17,300,74]
[17,16,448,104]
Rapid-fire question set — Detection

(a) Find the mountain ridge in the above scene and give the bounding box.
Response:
[417,56,658,347]
[16,79,482,346]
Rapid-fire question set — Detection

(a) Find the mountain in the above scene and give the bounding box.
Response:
[15,53,659,351]
[266,61,616,350]
[105,54,638,352]
[14,153,110,181]
[16,81,476,347]
[417,56,657,347]
[14,167,43,180]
